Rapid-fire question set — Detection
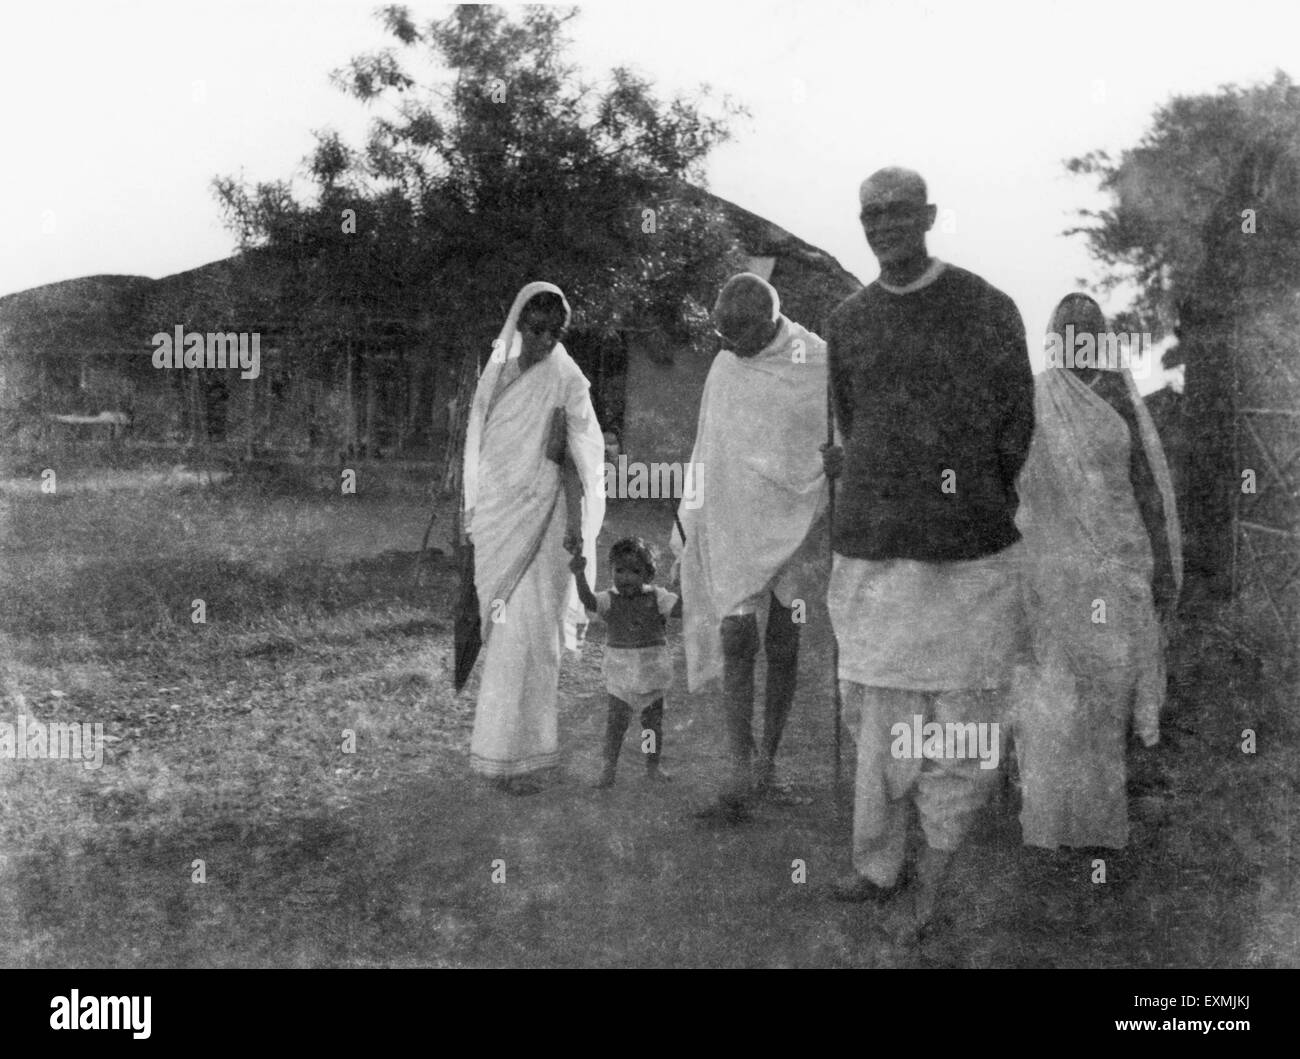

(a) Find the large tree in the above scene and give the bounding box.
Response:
[1065,71,1300,599]
[1065,71,1300,328]
[215,4,746,461]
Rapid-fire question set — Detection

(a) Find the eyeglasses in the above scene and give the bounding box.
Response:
[859,202,927,225]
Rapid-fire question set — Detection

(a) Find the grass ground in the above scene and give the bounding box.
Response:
[0,457,1296,967]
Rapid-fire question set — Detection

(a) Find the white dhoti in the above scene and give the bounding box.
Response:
[827,544,1026,691]
[842,685,1005,884]
[725,557,810,616]
[829,544,1024,884]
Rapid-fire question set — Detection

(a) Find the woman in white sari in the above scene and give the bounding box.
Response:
[462,282,606,794]
[1013,294,1182,848]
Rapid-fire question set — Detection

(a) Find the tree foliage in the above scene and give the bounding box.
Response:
[1064,70,1300,337]
[214,3,748,418]
[1065,71,1300,595]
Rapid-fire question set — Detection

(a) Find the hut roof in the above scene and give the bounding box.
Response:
[673,181,863,328]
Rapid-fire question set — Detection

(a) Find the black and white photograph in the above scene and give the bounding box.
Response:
[1,0,1297,994]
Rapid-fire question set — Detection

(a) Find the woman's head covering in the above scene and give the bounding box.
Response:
[1048,292,1106,339]
[1034,292,1184,600]
[465,281,571,518]
[490,281,572,366]
[1046,293,1112,376]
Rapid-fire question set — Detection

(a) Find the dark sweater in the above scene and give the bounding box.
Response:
[827,264,1034,561]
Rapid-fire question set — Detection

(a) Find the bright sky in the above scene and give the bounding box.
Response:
[4,0,1295,387]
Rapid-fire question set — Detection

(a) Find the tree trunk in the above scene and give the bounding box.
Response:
[365,355,376,457]
[440,346,478,496]
[246,366,256,460]
[344,341,357,456]
[188,371,205,448]
[1180,152,1261,603]
[404,352,422,454]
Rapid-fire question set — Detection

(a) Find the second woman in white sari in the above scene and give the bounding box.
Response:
[1013,294,1182,848]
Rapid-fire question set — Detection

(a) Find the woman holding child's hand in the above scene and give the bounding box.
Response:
[460,281,606,796]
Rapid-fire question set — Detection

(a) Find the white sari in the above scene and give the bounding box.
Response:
[463,282,606,778]
[1012,366,1182,847]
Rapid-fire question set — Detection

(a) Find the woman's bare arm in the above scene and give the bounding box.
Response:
[561,450,584,554]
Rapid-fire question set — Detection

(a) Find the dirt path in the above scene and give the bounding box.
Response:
[1,487,1294,967]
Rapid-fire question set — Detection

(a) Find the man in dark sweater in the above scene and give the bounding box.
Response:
[822,168,1034,939]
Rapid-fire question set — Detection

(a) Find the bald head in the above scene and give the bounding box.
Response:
[716,272,779,324]
[859,167,928,209]
[857,167,936,281]
[712,273,782,357]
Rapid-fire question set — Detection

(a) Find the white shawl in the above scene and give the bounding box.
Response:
[673,316,829,690]
[462,282,606,649]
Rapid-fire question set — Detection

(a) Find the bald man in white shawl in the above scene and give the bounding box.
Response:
[463,282,606,795]
[673,273,829,823]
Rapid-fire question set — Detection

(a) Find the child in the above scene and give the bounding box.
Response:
[570,537,682,787]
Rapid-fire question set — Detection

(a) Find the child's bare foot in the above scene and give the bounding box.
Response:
[755,774,812,806]
[645,766,672,782]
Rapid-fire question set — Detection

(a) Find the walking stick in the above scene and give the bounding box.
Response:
[412,509,438,586]
[827,380,844,819]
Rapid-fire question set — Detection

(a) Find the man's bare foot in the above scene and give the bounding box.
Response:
[828,872,903,903]
[504,775,545,796]
[888,847,950,944]
[590,769,616,790]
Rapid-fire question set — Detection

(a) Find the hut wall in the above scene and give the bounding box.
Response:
[1231,293,1300,637]
[621,334,715,472]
